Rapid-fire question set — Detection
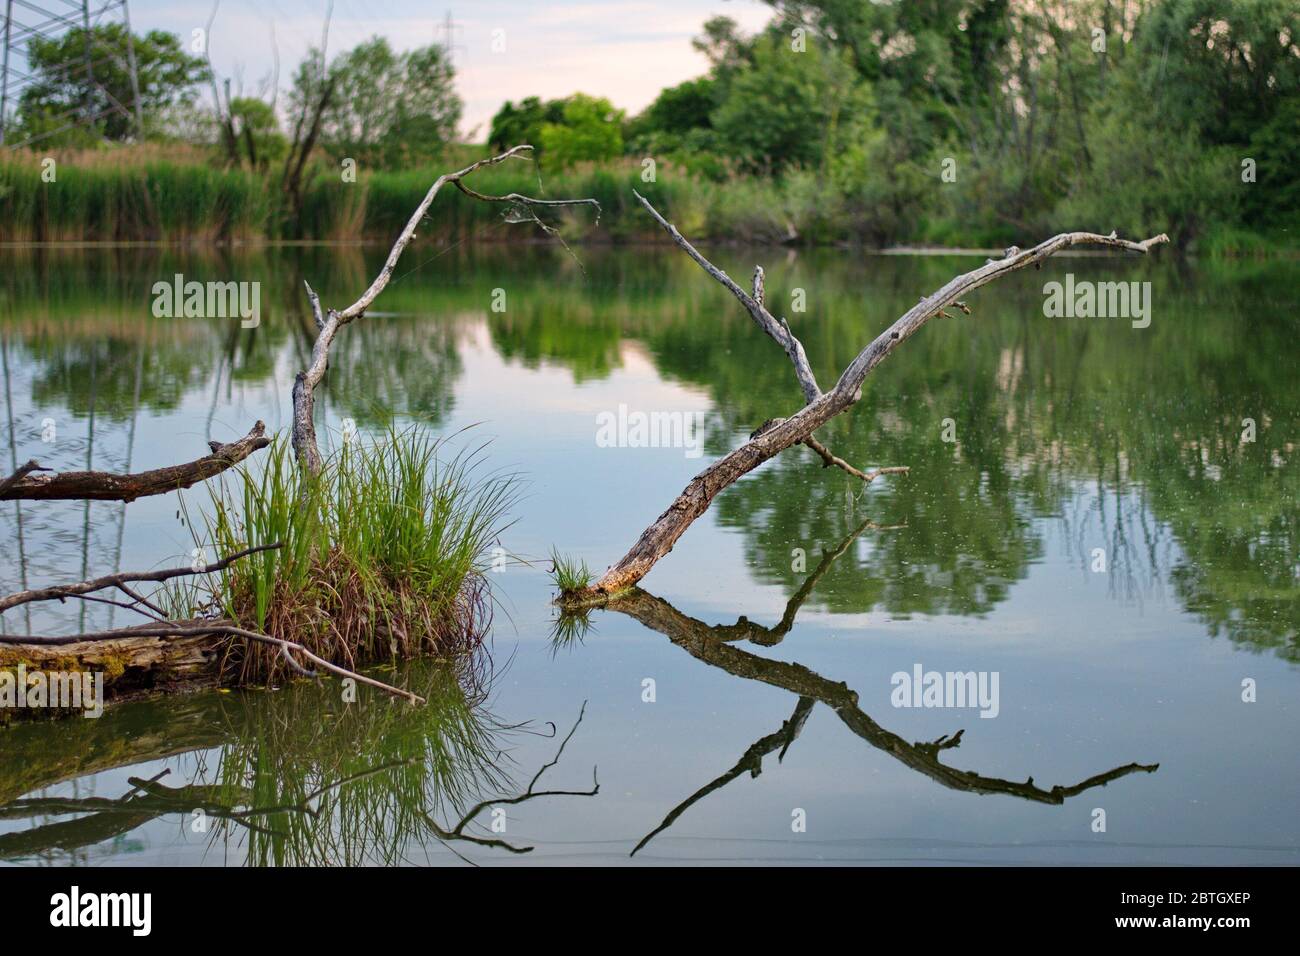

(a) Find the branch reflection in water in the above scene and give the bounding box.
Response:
[0,658,597,866]
[554,516,1159,856]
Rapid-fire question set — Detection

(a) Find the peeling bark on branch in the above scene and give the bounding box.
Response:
[572,206,1170,600]
[0,422,269,502]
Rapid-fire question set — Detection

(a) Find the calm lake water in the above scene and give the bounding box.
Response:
[1,243,1297,865]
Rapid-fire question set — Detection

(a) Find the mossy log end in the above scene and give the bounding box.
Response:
[0,622,226,704]
[1,616,429,718]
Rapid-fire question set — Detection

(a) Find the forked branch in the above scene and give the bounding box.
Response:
[292,145,600,473]
[568,205,1169,600]
[634,190,820,403]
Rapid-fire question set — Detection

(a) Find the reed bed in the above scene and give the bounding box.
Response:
[1,147,729,244]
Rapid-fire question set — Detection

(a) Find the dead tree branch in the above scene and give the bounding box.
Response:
[0,543,281,614]
[570,206,1169,600]
[0,421,269,502]
[803,434,910,483]
[291,145,599,474]
[634,191,820,403]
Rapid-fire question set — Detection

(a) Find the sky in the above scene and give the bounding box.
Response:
[133,0,776,139]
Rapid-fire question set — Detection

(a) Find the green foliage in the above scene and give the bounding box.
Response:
[637,78,716,139]
[202,427,517,683]
[14,25,208,145]
[0,148,273,242]
[537,94,625,170]
[548,549,592,595]
[229,97,289,170]
[488,96,565,152]
[489,94,624,169]
[1057,111,1242,246]
[314,37,462,170]
[625,78,718,155]
[711,29,863,174]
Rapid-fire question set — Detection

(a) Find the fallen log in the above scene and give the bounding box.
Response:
[0,622,226,701]
[0,620,425,705]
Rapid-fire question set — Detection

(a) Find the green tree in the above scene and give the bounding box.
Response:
[537,94,624,169]
[1121,0,1300,232]
[711,29,866,173]
[318,37,461,169]
[15,25,208,144]
[487,96,565,153]
[229,97,288,170]
[626,78,717,153]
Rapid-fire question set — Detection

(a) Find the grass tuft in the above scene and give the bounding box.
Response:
[195,425,518,687]
[548,548,592,597]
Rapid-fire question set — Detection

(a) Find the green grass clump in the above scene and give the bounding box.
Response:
[200,426,517,686]
[548,548,592,596]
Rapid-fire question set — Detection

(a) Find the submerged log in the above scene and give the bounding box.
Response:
[0,618,426,709]
[0,622,226,702]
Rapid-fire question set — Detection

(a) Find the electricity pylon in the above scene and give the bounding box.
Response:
[0,0,143,148]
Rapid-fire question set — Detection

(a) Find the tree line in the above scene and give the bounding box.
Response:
[7,0,1297,250]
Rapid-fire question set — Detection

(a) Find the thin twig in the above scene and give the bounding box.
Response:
[802,434,910,483]
[0,543,283,613]
[633,190,820,404]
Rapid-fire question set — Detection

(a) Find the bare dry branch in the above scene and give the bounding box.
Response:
[292,145,599,473]
[0,421,269,502]
[570,207,1169,599]
[634,190,820,404]
[0,543,281,614]
[802,435,910,483]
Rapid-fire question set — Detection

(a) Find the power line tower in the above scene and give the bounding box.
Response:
[433,10,464,65]
[0,0,143,148]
